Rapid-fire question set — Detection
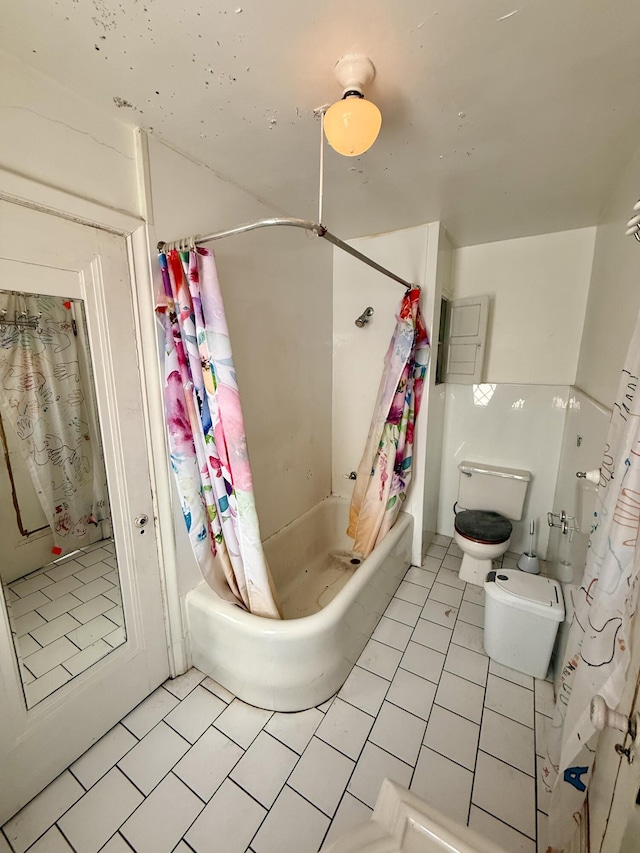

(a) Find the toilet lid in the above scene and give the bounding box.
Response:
[485,570,565,621]
[454,510,512,544]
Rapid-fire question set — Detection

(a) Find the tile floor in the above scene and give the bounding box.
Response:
[1,536,554,853]
[3,540,125,707]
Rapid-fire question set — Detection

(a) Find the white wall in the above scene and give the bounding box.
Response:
[0,50,139,216]
[437,384,568,557]
[576,145,640,408]
[332,223,448,564]
[147,138,333,595]
[452,228,596,385]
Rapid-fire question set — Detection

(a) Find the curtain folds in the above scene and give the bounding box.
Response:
[157,247,281,619]
[348,287,429,557]
[0,292,109,553]
[543,308,640,851]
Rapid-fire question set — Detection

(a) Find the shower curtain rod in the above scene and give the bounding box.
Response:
[157,217,413,290]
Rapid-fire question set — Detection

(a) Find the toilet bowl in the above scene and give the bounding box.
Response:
[454,462,531,586]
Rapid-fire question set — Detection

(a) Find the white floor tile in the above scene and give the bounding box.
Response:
[338,666,390,716]
[118,721,190,795]
[230,731,298,808]
[69,595,115,624]
[315,698,374,760]
[12,610,46,638]
[26,826,74,852]
[423,705,479,770]
[44,559,85,583]
[35,594,84,622]
[399,641,445,683]
[432,534,452,547]
[288,737,354,817]
[428,582,464,608]
[411,618,452,654]
[420,598,458,628]
[485,674,534,728]
[3,771,83,853]
[347,742,412,809]
[23,637,77,678]
[104,627,126,648]
[394,581,429,606]
[24,666,72,706]
[0,833,11,853]
[489,658,534,690]
[64,639,112,676]
[368,701,426,765]
[426,544,447,560]
[371,616,413,651]
[214,698,273,748]
[30,613,82,648]
[386,668,437,721]
[201,676,235,703]
[74,547,112,567]
[16,634,40,658]
[73,562,113,585]
[43,576,83,601]
[480,709,535,775]
[164,684,226,743]
[71,724,137,789]
[383,598,422,627]
[251,786,329,853]
[72,577,114,603]
[422,555,443,573]
[436,566,465,590]
[265,708,324,754]
[410,747,473,826]
[537,810,549,853]
[58,767,144,853]
[535,678,556,718]
[186,779,266,853]
[322,793,372,848]
[469,806,536,852]
[99,835,135,852]
[447,542,464,557]
[435,671,485,724]
[472,751,536,839]
[121,687,179,739]
[457,600,485,628]
[535,713,548,758]
[11,591,51,620]
[442,553,462,571]
[403,566,437,589]
[444,644,489,687]
[174,726,243,801]
[121,772,204,853]
[451,620,486,655]
[11,574,54,598]
[317,696,335,713]
[104,588,122,606]
[163,667,206,700]
[462,584,486,606]
[357,639,403,680]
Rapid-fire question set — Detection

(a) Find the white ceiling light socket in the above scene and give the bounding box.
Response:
[333,54,376,96]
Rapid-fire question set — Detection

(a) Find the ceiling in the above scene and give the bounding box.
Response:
[2,0,640,245]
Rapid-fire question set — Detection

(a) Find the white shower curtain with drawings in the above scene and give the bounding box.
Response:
[542,307,640,852]
[0,292,110,555]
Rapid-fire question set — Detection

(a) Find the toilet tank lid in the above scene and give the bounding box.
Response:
[459,461,531,482]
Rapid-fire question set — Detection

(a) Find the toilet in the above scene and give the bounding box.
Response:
[453,461,531,586]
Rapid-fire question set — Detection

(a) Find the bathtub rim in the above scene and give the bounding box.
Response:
[187,504,413,635]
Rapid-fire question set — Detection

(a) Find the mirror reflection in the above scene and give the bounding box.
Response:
[0,290,126,707]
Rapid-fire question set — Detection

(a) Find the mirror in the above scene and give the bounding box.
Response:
[0,290,126,707]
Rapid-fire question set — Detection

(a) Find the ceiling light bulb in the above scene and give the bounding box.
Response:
[324,93,382,157]
[323,55,382,157]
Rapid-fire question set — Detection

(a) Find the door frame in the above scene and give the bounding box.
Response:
[0,164,186,678]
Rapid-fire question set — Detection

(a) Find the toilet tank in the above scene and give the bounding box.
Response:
[458,461,531,520]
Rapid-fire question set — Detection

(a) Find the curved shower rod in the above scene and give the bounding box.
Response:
[157,217,414,290]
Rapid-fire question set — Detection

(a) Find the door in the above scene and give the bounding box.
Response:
[0,200,169,822]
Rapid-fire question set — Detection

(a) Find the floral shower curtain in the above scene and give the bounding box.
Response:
[348,287,429,557]
[0,292,109,553]
[157,247,281,619]
[542,308,640,851]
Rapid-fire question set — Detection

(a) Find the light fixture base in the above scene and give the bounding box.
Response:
[334,54,376,97]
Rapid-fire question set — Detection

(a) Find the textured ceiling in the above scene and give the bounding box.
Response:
[2,0,640,245]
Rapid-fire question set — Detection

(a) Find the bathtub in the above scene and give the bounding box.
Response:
[186,496,413,711]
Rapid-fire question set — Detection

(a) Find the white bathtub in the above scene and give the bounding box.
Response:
[186,496,413,711]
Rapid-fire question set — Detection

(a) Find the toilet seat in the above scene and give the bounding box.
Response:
[454,509,512,545]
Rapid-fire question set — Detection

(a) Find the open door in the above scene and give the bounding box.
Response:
[442,295,489,384]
